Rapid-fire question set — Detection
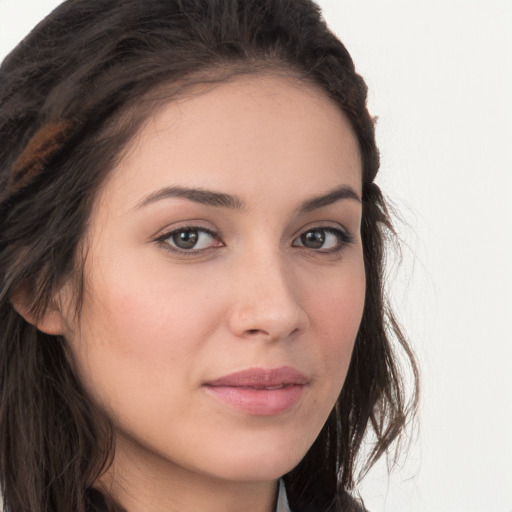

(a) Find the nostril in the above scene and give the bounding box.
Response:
[246,329,263,335]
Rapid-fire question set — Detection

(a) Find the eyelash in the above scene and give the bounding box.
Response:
[155,225,355,256]
[292,227,355,253]
[155,225,221,255]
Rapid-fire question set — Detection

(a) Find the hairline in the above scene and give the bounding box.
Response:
[104,62,335,175]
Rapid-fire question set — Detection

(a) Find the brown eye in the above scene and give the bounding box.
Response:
[158,227,221,252]
[300,229,326,249]
[172,229,200,249]
[293,227,353,252]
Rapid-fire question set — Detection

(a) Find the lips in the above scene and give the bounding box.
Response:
[203,367,308,416]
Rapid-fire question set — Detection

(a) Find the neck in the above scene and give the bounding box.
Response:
[96,434,279,512]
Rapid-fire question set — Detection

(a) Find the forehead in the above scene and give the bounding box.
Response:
[97,74,362,212]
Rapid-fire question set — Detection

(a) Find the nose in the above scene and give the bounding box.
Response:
[227,252,309,342]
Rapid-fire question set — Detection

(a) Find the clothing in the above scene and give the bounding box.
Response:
[276,479,292,512]
[86,478,367,512]
[277,479,369,512]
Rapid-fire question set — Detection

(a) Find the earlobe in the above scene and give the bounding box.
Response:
[10,286,68,336]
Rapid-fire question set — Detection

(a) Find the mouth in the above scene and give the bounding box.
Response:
[203,367,308,416]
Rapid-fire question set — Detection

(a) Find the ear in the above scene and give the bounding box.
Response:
[10,284,68,336]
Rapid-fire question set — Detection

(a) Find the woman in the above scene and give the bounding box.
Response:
[0,1,419,511]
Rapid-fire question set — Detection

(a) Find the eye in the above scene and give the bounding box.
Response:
[292,227,353,252]
[156,226,222,253]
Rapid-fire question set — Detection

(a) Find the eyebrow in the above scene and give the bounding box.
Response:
[298,185,361,213]
[135,184,360,212]
[135,186,246,210]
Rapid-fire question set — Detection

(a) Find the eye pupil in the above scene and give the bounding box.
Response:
[172,229,199,249]
[301,229,325,249]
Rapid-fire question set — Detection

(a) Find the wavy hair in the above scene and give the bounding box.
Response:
[0,1,419,511]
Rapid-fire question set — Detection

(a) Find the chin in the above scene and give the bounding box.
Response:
[210,458,299,482]
[198,434,311,482]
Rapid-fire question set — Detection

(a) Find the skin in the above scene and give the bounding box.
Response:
[39,75,365,512]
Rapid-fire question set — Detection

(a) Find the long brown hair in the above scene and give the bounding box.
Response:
[0,1,419,511]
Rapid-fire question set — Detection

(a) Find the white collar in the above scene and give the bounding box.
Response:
[276,479,291,512]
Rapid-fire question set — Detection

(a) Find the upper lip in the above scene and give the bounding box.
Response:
[204,366,308,388]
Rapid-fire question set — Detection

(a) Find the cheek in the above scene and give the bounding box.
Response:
[67,258,222,410]
[79,252,218,350]
[303,255,365,381]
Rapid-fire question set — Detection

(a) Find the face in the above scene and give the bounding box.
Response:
[62,75,365,484]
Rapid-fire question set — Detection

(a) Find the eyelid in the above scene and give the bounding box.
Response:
[151,219,216,239]
[154,224,224,255]
[291,221,353,240]
[152,221,355,257]
[291,224,355,253]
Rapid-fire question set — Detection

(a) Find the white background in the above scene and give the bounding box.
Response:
[1,1,511,511]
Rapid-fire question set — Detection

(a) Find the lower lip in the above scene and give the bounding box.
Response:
[204,385,305,416]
